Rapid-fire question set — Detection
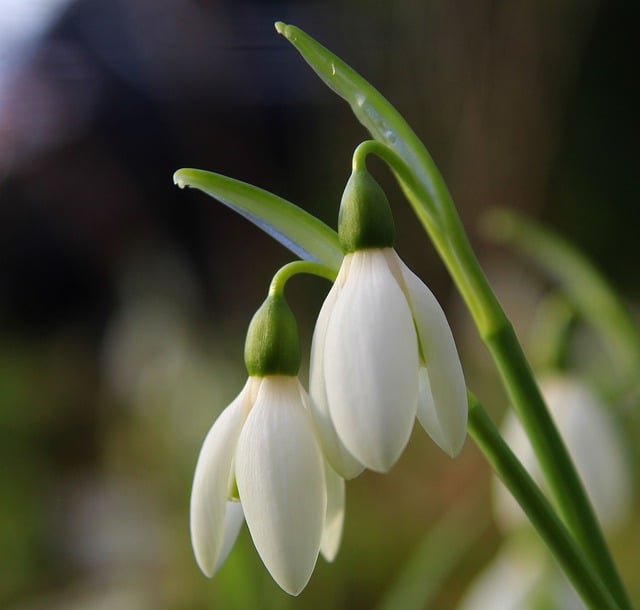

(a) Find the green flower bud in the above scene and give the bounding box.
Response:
[244,293,301,376]
[338,168,395,253]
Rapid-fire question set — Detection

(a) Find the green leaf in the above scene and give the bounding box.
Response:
[174,168,342,271]
[484,208,640,395]
[274,22,450,216]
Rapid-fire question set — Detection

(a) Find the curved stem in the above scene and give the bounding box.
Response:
[269,260,337,297]
[350,141,499,330]
[467,394,621,610]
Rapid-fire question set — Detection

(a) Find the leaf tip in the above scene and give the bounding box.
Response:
[173,169,189,189]
[274,21,294,40]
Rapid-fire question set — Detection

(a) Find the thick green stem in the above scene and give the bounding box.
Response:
[357,143,632,609]
[468,395,621,610]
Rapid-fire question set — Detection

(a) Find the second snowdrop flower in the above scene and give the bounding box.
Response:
[190,289,344,596]
[310,167,468,476]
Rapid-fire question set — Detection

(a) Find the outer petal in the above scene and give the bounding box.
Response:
[390,251,467,457]
[190,378,257,576]
[324,250,419,472]
[235,376,327,596]
[310,272,364,479]
[320,461,345,562]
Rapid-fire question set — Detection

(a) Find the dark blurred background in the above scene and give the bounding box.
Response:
[0,1,638,608]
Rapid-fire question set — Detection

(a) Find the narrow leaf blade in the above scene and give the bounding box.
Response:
[274,22,444,203]
[174,168,342,271]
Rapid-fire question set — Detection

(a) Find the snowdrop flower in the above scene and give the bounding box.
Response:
[310,168,468,476]
[493,375,632,532]
[190,293,345,595]
[458,534,592,610]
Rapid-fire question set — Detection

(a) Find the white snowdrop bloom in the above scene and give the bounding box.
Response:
[190,294,345,596]
[493,375,632,532]
[191,374,345,596]
[309,168,468,475]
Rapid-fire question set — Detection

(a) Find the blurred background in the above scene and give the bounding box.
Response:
[1,0,638,608]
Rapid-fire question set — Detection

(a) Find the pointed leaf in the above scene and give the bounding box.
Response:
[174,168,342,271]
[275,22,448,209]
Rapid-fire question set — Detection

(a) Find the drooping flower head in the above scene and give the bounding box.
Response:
[190,290,345,596]
[310,167,468,477]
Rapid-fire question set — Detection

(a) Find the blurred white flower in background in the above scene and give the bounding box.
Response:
[459,375,633,609]
[494,375,632,532]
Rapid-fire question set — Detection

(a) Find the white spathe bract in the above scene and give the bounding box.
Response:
[310,247,467,474]
[493,375,632,532]
[190,375,342,596]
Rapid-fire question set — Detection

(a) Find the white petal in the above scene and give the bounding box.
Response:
[310,275,364,479]
[320,462,345,562]
[324,250,419,472]
[190,378,257,576]
[235,377,327,596]
[213,501,245,572]
[392,251,467,457]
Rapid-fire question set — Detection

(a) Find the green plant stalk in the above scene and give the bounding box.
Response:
[360,140,633,610]
[275,24,633,608]
[467,394,621,610]
[485,208,640,397]
[269,260,337,296]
